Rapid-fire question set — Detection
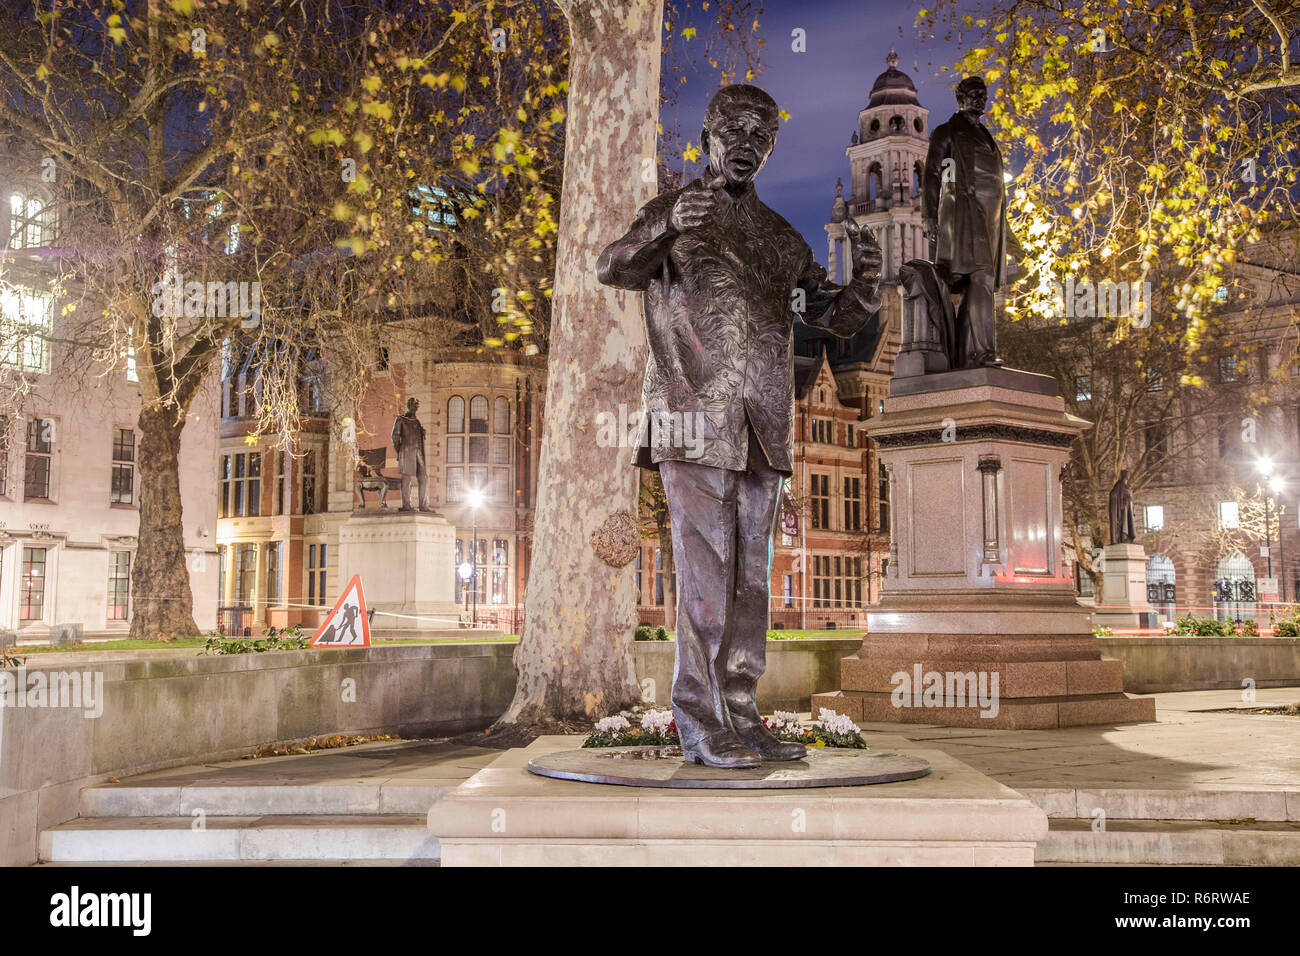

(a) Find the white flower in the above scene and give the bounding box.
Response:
[640,709,674,735]
[816,708,860,736]
[769,710,803,730]
[594,715,630,734]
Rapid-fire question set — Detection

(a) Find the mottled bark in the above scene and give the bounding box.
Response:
[496,0,662,725]
[130,404,199,640]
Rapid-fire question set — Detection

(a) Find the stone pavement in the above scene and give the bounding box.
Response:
[861,687,1299,794]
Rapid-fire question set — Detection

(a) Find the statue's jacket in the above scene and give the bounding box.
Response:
[597,178,881,474]
[922,110,1009,287]
[390,414,426,474]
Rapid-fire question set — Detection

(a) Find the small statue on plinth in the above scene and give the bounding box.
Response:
[1108,470,1136,545]
[391,397,432,512]
[899,74,1013,373]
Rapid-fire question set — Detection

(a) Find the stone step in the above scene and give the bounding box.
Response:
[80,782,451,818]
[1037,818,1300,865]
[39,815,438,864]
[1019,787,1300,822]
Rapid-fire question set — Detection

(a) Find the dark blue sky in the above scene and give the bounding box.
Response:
[666,0,968,256]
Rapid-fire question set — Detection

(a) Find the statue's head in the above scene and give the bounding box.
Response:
[702,84,780,187]
[955,75,988,115]
[1119,469,1129,482]
[406,397,419,415]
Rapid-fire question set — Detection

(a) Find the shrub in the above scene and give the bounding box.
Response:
[1171,614,1230,637]
[634,625,655,641]
[203,634,310,655]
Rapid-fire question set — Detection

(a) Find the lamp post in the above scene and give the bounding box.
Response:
[1257,459,1286,604]
[466,487,484,626]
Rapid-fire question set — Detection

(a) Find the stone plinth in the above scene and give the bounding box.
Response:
[815,367,1155,729]
[1092,543,1160,631]
[337,511,461,632]
[427,735,1048,866]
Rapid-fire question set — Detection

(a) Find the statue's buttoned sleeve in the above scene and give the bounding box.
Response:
[796,241,881,339]
[596,193,681,292]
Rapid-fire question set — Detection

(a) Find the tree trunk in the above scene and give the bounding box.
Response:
[495,0,662,726]
[130,404,199,640]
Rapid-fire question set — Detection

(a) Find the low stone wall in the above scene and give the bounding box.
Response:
[632,638,862,713]
[0,643,515,867]
[0,637,856,866]
[1099,636,1300,693]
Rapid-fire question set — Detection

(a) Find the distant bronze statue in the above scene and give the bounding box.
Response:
[1108,470,1136,545]
[391,397,431,512]
[598,84,883,769]
[919,74,1010,368]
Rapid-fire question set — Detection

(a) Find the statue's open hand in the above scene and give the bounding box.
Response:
[669,175,725,233]
[844,218,883,280]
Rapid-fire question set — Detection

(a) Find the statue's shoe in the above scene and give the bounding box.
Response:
[681,736,761,769]
[730,708,807,761]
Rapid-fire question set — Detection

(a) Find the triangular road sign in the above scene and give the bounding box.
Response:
[310,573,371,647]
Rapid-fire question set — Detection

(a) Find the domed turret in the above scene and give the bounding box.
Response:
[868,47,919,108]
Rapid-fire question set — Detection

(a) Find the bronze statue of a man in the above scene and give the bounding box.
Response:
[1109,470,1136,545]
[922,75,1009,368]
[598,84,883,768]
[391,397,430,512]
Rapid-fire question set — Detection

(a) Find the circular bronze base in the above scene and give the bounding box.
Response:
[526,746,931,790]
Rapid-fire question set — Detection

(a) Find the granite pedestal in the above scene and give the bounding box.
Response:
[813,367,1155,729]
[337,511,461,633]
[1092,543,1160,631]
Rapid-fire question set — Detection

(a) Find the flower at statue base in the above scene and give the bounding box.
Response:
[584,707,865,749]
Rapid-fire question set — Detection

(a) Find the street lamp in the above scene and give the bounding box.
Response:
[465,487,484,625]
[1257,459,1286,603]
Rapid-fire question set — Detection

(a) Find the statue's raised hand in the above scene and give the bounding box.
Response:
[844,218,883,282]
[669,174,725,233]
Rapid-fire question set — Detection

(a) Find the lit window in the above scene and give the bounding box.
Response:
[1075,375,1092,402]
[1144,505,1164,531]
[1218,501,1239,530]
[107,552,131,621]
[8,192,53,249]
[1,287,54,372]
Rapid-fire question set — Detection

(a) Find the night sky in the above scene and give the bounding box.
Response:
[668,0,968,257]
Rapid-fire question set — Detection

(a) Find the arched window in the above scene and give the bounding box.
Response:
[912,161,923,198]
[8,191,54,250]
[469,395,489,433]
[493,396,510,433]
[889,114,904,133]
[446,396,465,501]
[1146,553,1176,621]
[867,163,882,202]
[1214,550,1256,624]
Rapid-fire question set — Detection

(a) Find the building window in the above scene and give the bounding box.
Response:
[275,452,287,515]
[2,286,54,372]
[219,451,261,517]
[111,428,135,505]
[491,538,508,605]
[471,538,487,604]
[447,396,465,502]
[107,551,130,621]
[1218,501,1240,530]
[654,548,664,605]
[1074,376,1092,402]
[809,473,830,530]
[877,460,890,533]
[217,545,227,602]
[308,543,327,606]
[494,396,510,433]
[24,418,52,500]
[302,449,317,515]
[843,477,862,532]
[265,542,281,606]
[1219,355,1238,383]
[1144,505,1165,531]
[1144,423,1168,462]
[811,419,833,444]
[235,543,257,605]
[783,574,794,607]
[1145,368,1164,392]
[8,192,54,249]
[20,546,47,620]
[635,550,643,602]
